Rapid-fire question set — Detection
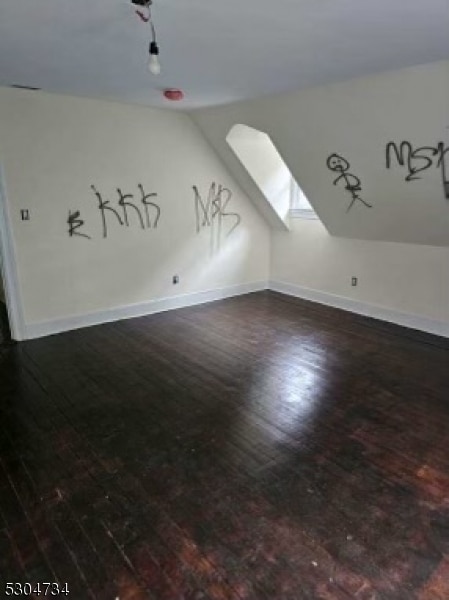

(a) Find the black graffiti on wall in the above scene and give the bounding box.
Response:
[138,184,161,229]
[326,153,372,212]
[92,184,160,238]
[385,141,449,198]
[68,184,161,240]
[90,185,123,238]
[68,210,91,239]
[193,183,241,238]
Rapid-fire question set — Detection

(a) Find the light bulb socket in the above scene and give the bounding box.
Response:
[149,41,159,56]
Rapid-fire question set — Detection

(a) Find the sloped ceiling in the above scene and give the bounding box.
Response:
[192,61,449,247]
[0,0,449,109]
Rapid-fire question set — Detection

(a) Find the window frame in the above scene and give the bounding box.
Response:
[289,178,318,220]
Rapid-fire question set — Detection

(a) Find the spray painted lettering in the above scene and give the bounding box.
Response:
[385,141,449,198]
[68,184,161,241]
[193,183,241,239]
[67,210,91,239]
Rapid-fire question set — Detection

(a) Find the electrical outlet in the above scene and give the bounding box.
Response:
[20,209,30,221]
[351,277,358,287]
[172,275,179,285]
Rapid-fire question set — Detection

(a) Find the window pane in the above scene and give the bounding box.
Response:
[291,179,313,211]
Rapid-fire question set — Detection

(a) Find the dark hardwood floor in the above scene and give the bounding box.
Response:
[1,291,449,600]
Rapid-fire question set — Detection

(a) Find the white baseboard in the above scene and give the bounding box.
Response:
[269,280,449,339]
[25,281,268,340]
[22,279,449,341]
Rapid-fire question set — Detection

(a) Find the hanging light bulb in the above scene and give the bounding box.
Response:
[148,40,161,75]
[133,0,162,75]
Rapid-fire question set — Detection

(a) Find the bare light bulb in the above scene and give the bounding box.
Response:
[148,54,161,75]
[148,41,161,75]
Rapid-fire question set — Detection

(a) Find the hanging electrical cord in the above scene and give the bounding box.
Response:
[133,0,161,75]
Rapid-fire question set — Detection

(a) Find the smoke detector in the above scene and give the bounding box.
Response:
[164,89,184,101]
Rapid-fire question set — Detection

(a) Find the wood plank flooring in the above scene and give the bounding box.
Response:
[1,290,449,600]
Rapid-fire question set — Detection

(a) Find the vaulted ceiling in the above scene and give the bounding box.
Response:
[1,0,449,109]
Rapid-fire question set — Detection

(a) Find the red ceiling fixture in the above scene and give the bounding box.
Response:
[163,89,184,101]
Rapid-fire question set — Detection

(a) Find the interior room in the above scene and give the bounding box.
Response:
[1,1,449,598]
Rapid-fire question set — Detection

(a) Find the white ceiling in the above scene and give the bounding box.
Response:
[1,0,449,110]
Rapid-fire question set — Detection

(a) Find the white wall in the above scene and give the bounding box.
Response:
[1,68,448,341]
[192,59,449,247]
[191,60,449,335]
[0,88,270,338]
[271,218,449,335]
